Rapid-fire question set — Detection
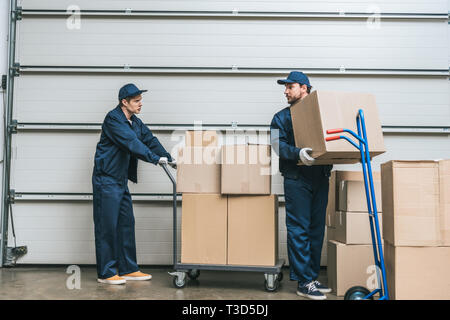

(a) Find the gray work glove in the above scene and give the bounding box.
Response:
[299,148,315,166]
[168,159,177,169]
[158,157,168,165]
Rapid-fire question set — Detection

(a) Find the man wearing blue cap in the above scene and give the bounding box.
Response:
[92,83,176,285]
[270,72,332,300]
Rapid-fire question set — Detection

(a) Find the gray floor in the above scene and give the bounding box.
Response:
[0,265,342,300]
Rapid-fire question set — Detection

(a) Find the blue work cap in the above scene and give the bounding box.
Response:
[277,71,311,87]
[118,83,148,101]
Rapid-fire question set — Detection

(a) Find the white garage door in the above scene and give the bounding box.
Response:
[1,0,449,266]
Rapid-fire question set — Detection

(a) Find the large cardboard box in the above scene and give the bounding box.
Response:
[334,211,383,245]
[381,160,450,246]
[384,242,450,300]
[221,144,271,194]
[338,180,382,212]
[227,195,278,266]
[290,91,385,164]
[327,227,336,242]
[439,160,450,245]
[176,146,221,193]
[177,130,221,193]
[326,171,381,228]
[181,194,228,264]
[185,130,218,147]
[327,240,377,297]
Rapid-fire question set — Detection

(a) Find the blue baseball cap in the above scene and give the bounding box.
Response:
[277,71,311,87]
[118,83,148,101]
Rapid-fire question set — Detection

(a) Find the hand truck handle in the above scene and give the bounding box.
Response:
[326,128,344,134]
[325,135,341,141]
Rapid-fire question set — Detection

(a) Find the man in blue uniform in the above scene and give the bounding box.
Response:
[92,83,175,285]
[270,72,332,300]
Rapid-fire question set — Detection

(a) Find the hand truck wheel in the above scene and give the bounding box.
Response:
[173,275,187,289]
[264,274,280,292]
[344,286,373,300]
[187,269,200,280]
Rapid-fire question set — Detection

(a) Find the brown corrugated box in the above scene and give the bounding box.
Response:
[338,180,382,212]
[290,91,385,165]
[176,146,221,193]
[227,195,278,266]
[384,242,450,300]
[326,171,381,228]
[439,160,450,245]
[177,130,221,193]
[181,194,228,264]
[221,144,271,195]
[327,240,378,296]
[185,130,218,147]
[381,160,450,246]
[334,211,383,245]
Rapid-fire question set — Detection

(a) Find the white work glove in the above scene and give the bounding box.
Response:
[299,148,315,166]
[168,159,177,169]
[158,157,168,165]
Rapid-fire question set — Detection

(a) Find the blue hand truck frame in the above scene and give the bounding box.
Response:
[325,109,389,300]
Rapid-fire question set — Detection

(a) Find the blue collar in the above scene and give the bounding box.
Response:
[114,104,137,123]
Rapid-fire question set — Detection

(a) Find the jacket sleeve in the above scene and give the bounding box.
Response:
[270,113,301,162]
[102,115,161,165]
[140,122,173,162]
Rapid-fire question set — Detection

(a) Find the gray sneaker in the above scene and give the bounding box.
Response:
[313,280,332,293]
[296,281,327,300]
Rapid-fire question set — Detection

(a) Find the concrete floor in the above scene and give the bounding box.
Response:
[0,265,342,300]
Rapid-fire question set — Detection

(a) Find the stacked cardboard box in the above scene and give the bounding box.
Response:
[381,160,450,300]
[178,131,278,266]
[326,170,383,296]
[290,91,385,165]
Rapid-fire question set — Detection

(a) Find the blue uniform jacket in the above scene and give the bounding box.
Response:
[270,107,332,180]
[93,105,172,183]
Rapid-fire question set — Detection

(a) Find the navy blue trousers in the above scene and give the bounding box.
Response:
[284,175,329,284]
[92,174,139,279]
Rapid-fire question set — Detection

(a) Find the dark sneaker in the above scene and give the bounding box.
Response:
[313,280,332,293]
[296,281,327,300]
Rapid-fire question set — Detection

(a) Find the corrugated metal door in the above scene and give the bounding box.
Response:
[1,0,449,266]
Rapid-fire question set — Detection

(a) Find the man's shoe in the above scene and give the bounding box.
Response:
[97,275,126,285]
[313,280,332,293]
[121,271,152,281]
[296,281,327,300]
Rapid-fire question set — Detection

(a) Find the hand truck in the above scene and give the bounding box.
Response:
[325,109,389,300]
[160,163,285,292]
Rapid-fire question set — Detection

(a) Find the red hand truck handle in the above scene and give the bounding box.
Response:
[326,128,344,134]
[325,135,341,141]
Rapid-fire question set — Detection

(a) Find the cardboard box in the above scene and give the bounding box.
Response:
[227,195,278,266]
[185,130,218,147]
[384,242,450,300]
[381,160,450,246]
[326,171,337,227]
[327,240,378,297]
[326,171,381,228]
[439,160,450,245]
[290,91,385,164]
[338,180,382,212]
[221,144,271,194]
[327,227,336,242]
[181,194,228,264]
[176,146,221,193]
[334,211,383,245]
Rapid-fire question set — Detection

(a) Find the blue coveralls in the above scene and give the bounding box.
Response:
[92,105,172,279]
[270,107,332,284]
